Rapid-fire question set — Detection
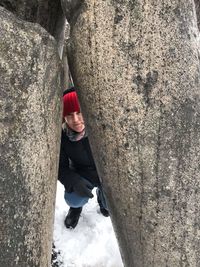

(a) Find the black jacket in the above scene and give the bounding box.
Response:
[58,129,100,192]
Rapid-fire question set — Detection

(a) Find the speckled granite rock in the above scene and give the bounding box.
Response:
[0,7,62,267]
[65,1,200,266]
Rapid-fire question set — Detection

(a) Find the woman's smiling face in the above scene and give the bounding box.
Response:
[65,111,85,132]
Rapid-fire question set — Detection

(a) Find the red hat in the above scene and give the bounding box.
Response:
[63,88,80,118]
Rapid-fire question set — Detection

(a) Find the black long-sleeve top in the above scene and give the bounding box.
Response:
[58,129,100,192]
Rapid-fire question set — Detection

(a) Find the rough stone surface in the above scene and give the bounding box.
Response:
[194,0,200,30]
[61,0,84,23]
[0,0,64,37]
[67,1,200,266]
[0,7,62,267]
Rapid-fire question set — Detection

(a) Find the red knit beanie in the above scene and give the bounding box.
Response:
[63,89,80,118]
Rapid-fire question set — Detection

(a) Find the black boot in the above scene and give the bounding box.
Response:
[97,189,109,217]
[64,207,82,229]
[99,206,109,217]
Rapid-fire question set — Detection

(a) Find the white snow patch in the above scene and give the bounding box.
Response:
[53,182,124,267]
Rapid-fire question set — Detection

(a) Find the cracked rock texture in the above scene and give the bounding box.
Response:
[0,0,64,37]
[194,0,200,30]
[67,0,200,266]
[0,7,62,267]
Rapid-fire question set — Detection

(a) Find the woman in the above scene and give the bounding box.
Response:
[58,87,109,229]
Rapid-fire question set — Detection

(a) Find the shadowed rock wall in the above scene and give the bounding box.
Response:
[0,0,63,37]
[194,0,200,30]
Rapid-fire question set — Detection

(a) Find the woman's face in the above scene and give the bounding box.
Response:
[64,111,85,132]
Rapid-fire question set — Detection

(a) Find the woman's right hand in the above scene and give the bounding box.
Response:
[73,179,94,198]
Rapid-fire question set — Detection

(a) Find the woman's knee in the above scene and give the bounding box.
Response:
[64,191,89,208]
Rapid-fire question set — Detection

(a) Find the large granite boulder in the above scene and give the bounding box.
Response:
[65,1,200,266]
[0,7,62,267]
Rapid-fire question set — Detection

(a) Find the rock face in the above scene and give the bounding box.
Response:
[0,0,64,36]
[0,0,66,59]
[194,0,200,30]
[0,7,62,267]
[66,1,200,266]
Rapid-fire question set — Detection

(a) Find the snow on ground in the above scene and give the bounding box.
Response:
[53,182,124,267]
